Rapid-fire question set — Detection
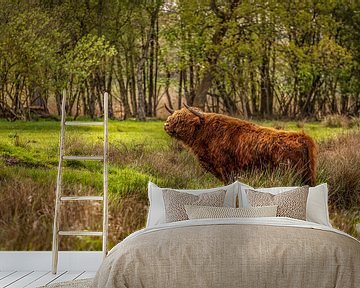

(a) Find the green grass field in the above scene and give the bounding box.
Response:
[0,119,359,250]
[0,118,350,175]
[0,119,351,199]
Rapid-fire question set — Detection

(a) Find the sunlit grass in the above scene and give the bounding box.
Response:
[1,118,354,163]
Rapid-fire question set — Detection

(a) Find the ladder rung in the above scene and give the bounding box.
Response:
[58,231,103,236]
[65,121,104,126]
[63,156,103,160]
[61,196,103,201]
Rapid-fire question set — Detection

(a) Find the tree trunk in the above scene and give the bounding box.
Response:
[259,46,273,117]
[136,59,146,121]
[106,59,114,118]
[153,16,159,117]
[249,68,258,115]
[116,56,131,119]
[165,68,173,109]
[193,70,212,109]
[187,57,195,105]
[147,14,157,117]
[55,90,62,116]
[192,0,241,109]
[178,69,183,109]
[129,53,137,116]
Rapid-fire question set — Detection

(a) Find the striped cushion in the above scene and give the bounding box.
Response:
[184,205,278,219]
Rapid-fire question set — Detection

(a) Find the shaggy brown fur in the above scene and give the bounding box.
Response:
[164,106,317,185]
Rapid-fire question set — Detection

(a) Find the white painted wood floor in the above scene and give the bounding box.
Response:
[0,251,102,288]
[0,270,95,288]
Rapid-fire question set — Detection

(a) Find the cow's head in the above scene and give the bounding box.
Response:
[164,104,205,143]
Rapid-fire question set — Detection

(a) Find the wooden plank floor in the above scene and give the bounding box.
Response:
[0,271,95,288]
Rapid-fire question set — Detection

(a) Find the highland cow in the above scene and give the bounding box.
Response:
[164,105,317,186]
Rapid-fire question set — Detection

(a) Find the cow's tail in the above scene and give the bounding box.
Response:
[302,135,317,186]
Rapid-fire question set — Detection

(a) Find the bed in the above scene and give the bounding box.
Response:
[92,182,360,288]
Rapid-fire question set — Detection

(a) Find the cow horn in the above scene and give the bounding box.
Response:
[164,104,174,114]
[184,103,204,119]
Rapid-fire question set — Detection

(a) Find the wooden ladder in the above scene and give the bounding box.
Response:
[51,91,109,274]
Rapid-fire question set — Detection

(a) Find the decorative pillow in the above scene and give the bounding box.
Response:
[245,186,309,220]
[162,189,226,223]
[238,182,331,226]
[146,181,239,227]
[184,205,278,219]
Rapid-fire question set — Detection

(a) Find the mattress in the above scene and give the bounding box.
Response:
[92,217,360,288]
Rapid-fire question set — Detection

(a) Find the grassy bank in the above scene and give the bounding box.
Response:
[0,119,359,250]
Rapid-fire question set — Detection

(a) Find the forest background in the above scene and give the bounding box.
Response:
[0,0,360,250]
[1,0,360,120]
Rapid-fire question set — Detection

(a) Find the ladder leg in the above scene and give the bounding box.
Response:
[52,90,66,274]
[102,92,109,259]
[52,205,60,274]
[52,190,62,274]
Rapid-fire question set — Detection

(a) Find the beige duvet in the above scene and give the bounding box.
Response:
[92,218,360,288]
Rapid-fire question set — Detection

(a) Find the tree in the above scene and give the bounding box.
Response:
[1,0,360,120]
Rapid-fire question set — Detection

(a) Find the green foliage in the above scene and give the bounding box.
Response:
[1,0,360,120]
[0,7,65,91]
[64,34,117,81]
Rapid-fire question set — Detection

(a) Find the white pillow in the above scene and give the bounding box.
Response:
[146,181,239,227]
[238,182,331,227]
